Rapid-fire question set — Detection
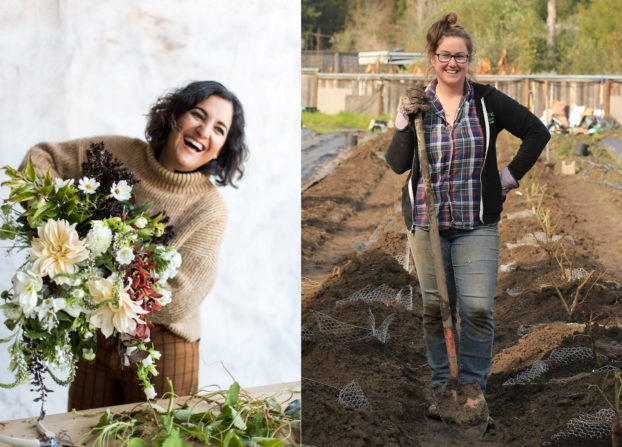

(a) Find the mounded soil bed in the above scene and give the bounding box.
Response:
[302,131,622,447]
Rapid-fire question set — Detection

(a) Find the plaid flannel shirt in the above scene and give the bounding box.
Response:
[411,79,485,230]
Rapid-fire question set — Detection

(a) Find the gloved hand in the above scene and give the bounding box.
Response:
[395,84,430,131]
[400,84,431,115]
[500,166,519,199]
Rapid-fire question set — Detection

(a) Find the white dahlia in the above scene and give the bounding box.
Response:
[85,223,113,257]
[29,220,89,285]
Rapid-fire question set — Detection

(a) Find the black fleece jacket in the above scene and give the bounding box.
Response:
[385,82,551,230]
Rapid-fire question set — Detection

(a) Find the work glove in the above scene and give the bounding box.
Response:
[395,84,431,131]
[500,166,519,200]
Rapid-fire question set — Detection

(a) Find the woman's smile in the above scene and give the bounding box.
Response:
[160,95,233,172]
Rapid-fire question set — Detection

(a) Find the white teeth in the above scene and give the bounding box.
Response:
[184,137,204,152]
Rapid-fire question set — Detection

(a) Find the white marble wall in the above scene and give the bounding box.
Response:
[0,0,301,420]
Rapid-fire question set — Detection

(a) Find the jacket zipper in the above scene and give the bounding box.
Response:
[479,98,491,223]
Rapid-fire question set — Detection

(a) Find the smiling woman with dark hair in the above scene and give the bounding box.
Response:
[19,80,248,410]
[145,81,248,186]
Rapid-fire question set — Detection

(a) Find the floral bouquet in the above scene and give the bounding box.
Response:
[0,142,180,418]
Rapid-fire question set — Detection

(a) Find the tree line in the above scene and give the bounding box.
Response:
[302,0,622,74]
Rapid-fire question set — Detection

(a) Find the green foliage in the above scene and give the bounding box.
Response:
[81,380,300,447]
[302,110,392,132]
[311,0,622,74]
[303,0,350,46]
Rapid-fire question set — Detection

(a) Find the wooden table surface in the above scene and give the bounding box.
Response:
[0,381,300,446]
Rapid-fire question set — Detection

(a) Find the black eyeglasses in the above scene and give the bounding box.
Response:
[435,53,470,64]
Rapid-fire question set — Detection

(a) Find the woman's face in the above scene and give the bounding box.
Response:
[160,95,234,172]
[431,36,470,90]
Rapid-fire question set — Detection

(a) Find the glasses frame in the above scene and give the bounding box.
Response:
[434,52,470,64]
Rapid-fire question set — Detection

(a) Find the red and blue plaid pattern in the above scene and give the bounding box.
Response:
[414,79,485,230]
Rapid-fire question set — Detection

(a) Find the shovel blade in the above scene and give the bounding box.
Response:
[433,376,489,440]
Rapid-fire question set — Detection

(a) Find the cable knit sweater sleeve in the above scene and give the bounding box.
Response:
[18,138,91,181]
[149,203,227,327]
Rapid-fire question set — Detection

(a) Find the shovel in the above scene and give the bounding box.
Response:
[413,112,489,439]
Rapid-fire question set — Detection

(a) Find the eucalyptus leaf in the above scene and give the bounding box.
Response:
[290,384,301,393]
[0,303,16,310]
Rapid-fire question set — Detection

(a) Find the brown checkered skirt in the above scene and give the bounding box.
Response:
[68,324,199,411]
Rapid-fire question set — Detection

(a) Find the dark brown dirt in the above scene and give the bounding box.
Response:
[301,131,622,447]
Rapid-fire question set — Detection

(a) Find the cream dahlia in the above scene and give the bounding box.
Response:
[87,276,148,338]
[84,222,113,257]
[29,220,90,285]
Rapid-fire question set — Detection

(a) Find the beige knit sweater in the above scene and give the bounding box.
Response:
[20,135,227,342]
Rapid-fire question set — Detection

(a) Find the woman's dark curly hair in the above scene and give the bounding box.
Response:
[145,81,248,187]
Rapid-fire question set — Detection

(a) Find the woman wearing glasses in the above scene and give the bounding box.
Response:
[385,12,549,419]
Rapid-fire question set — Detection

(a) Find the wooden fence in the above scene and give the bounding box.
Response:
[301,71,622,121]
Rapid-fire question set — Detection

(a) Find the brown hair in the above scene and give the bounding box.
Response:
[425,12,476,79]
[145,81,249,188]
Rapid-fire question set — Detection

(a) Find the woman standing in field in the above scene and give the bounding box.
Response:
[385,12,550,417]
[20,80,248,409]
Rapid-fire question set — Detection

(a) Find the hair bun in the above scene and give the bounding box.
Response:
[441,12,458,27]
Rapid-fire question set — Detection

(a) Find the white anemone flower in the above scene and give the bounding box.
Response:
[115,247,134,265]
[158,289,172,306]
[54,178,74,192]
[11,270,43,317]
[85,224,113,257]
[110,180,132,201]
[78,177,100,194]
[87,276,148,338]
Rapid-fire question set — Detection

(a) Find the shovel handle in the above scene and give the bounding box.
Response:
[414,113,459,379]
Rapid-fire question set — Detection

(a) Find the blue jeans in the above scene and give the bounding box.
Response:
[408,224,499,393]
